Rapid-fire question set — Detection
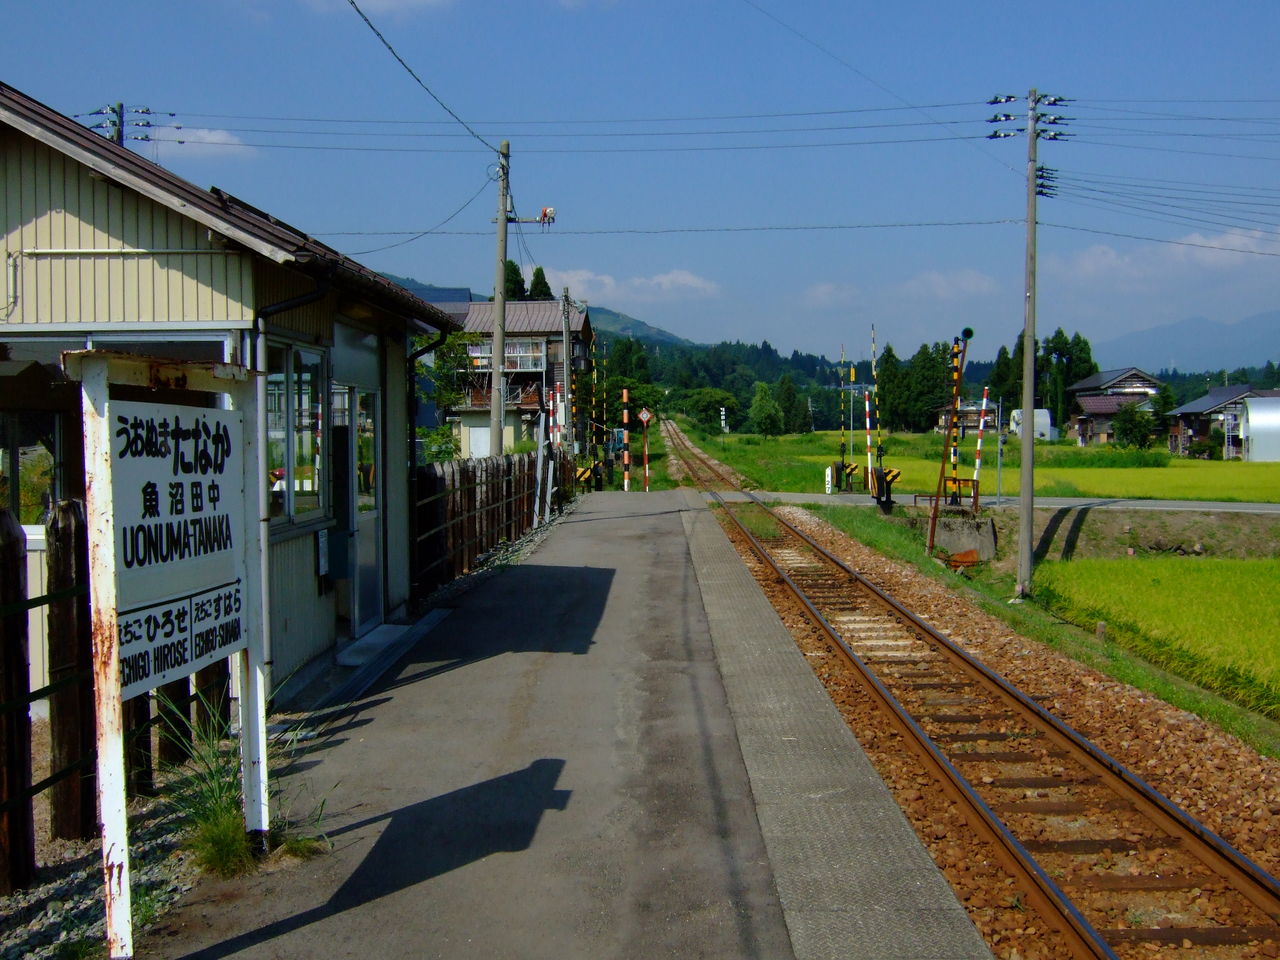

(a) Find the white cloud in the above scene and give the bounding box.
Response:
[542,267,720,304]
[896,269,999,301]
[154,128,255,162]
[802,281,859,308]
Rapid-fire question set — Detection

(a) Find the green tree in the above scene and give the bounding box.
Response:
[685,388,738,432]
[876,345,905,430]
[528,266,553,299]
[503,260,527,300]
[748,382,784,437]
[902,342,950,432]
[1151,383,1178,436]
[1112,401,1155,449]
[775,373,808,434]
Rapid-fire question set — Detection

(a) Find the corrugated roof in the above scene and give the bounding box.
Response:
[1068,367,1161,392]
[1169,384,1259,416]
[464,300,589,336]
[1079,394,1138,415]
[0,81,456,333]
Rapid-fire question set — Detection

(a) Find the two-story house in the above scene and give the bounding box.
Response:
[451,300,592,458]
[1066,367,1162,445]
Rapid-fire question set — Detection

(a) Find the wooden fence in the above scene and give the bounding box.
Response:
[410,450,576,602]
[1,450,575,892]
[0,502,225,894]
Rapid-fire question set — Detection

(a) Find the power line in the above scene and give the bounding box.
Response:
[343,0,497,153]
[142,132,988,154]
[147,116,978,140]
[348,174,496,255]
[1041,220,1280,257]
[158,101,983,126]
[318,218,1019,238]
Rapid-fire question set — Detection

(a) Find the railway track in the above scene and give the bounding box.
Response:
[664,421,1280,959]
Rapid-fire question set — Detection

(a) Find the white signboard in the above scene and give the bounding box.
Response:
[110,400,247,700]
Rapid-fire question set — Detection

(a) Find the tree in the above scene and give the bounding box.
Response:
[1151,383,1178,436]
[902,342,950,432]
[748,382,784,437]
[528,266,553,299]
[775,373,808,434]
[503,260,527,300]
[684,388,738,432]
[1112,401,1155,449]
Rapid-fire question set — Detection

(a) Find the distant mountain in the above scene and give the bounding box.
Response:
[587,306,695,347]
[1093,311,1280,373]
[379,273,474,303]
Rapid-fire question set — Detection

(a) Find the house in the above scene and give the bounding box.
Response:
[1066,367,1162,445]
[451,299,592,458]
[1169,385,1280,458]
[0,80,458,689]
[935,401,998,436]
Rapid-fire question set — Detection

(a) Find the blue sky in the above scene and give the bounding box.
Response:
[7,0,1280,362]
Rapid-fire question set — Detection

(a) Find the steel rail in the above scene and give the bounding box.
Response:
[664,427,1116,958]
[665,421,1280,953]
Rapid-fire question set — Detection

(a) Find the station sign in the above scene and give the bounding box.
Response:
[109,400,247,700]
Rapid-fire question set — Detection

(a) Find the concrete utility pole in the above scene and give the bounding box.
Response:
[489,140,510,452]
[1016,91,1039,597]
[561,287,574,453]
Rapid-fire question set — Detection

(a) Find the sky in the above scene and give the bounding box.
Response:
[6,0,1280,363]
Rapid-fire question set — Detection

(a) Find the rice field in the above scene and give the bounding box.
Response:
[1034,557,1280,718]
[678,424,1280,502]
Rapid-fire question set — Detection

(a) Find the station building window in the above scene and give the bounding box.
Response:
[266,342,328,524]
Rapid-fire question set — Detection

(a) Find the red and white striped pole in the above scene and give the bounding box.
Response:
[622,388,630,492]
[973,386,990,505]
[864,390,873,486]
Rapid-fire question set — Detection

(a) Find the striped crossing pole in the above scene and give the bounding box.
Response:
[622,388,630,492]
[948,339,962,503]
[864,390,873,485]
[973,386,990,505]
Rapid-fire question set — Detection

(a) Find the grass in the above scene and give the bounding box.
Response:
[807,503,1280,757]
[157,691,257,879]
[677,421,1280,502]
[1034,557,1280,719]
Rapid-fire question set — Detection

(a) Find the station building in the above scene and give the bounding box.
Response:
[0,81,457,689]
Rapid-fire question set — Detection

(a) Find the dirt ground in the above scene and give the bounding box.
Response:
[896,504,1280,576]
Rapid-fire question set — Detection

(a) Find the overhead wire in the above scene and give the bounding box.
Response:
[347,173,496,255]
[343,0,498,154]
[142,132,989,154]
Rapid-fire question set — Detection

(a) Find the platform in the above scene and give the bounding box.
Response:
[142,490,991,960]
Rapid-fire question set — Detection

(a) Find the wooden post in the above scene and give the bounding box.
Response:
[194,662,231,737]
[47,501,95,841]
[156,678,192,766]
[0,509,36,894]
[125,694,154,798]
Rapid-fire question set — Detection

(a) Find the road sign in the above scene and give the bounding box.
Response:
[638,407,652,424]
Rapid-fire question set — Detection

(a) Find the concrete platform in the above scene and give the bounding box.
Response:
[142,490,990,960]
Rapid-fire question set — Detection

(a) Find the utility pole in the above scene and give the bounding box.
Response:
[1017,91,1039,597]
[989,90,1070,598]
[561,286,574,453]
[489,141,510,453]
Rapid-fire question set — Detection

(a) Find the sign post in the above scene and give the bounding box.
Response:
[67,351,267,960]
[638,408,652,492]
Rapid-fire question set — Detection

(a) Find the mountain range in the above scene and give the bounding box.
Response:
[381,272,1276,375]
[1092,311,1280,374]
